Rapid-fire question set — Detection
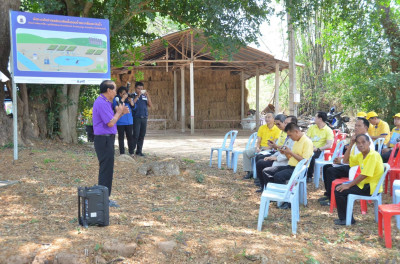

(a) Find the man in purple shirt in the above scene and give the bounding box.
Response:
[93,80,129,207]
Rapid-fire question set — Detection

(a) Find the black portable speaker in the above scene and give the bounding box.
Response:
[78,185,109,227]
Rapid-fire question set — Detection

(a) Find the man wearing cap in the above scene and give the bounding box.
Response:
[367,111,390,145]
[357,112,367,118]
[381,113,400,162]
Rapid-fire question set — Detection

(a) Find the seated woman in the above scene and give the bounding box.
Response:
[334,134,384,225]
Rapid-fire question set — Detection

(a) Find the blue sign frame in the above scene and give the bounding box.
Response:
[10,11,110,84]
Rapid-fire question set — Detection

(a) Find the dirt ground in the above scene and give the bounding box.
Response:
[0,129,399,263]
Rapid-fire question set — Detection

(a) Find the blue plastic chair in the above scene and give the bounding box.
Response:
[209,130,238,169]
[374,138,385,154]
[313,140,346,188]
[395,189,400,229]
[257,159,307,234]
[345,163,390,225]
[266,158,311,206]
[230,132,257,173]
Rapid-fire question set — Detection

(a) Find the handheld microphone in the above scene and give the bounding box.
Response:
[115,97,121,106]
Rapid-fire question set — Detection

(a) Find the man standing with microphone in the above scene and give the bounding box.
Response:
[92,80,129,208]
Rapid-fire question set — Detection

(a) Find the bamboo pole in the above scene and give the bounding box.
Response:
[241,71,245,120]
[174,70,177,121]
[256,66,260,130]
[190,31,195,134]
[274,62,280,114]
[288,13,296,115]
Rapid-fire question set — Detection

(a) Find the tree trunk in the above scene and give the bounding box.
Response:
[59,84,80,143]
[378,2,400,118]
[0,1,21,146]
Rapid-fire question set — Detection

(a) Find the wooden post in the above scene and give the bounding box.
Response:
[174,70,177,121]
[288,13,296,115]
[274,62,280,114]
[166,46,169,72]
[190,62,194,135]
[256,66,260,130]
[181,66,185,132]
[241,71,245,120]
[190,30,195,135]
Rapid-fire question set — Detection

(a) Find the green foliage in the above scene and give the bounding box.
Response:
[43,158,55,164]
[194,170,204,183]
[182,158,195,164]
[289,0,400,120]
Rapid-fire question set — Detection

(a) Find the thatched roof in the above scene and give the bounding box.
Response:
[112,29,297,79]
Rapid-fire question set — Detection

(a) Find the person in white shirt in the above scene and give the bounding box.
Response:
[319,117,375,206]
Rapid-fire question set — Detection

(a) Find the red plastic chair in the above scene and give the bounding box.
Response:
[384,143,400,195]
[378,203,400,248]
[325,133,347,160]
[330,166,368,214]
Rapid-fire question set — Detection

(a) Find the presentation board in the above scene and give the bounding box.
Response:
[10,11,110,84]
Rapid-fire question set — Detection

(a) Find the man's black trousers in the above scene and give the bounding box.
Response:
[132,117,147,154]
[94,135,115,196]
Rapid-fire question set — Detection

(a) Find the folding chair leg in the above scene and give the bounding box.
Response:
[346,197,355,226]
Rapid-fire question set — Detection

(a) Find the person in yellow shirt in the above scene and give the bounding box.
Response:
[255,115,296,192]
[381,113,400,163]
[367,111,390,145]
[243,112,281,179]
[260,123,313,194]
[319,118,374,206]
[334,134,384,225]
[306,111,334,181]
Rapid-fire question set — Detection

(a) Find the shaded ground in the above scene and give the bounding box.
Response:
[0,129,399,263]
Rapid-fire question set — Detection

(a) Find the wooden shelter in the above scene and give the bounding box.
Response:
[112,29,292,134]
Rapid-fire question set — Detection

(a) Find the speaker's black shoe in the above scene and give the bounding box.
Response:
[243,171,253,179]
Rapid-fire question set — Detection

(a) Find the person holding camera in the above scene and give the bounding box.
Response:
[130,82,153,156]
[113,85,136,156]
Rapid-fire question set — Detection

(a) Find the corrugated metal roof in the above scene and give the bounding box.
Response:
[112,29,297,79]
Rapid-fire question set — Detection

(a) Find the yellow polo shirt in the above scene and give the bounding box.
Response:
[368,120,390,145]
[288,134,314,166]
[257,124,281,147]
[306,124,334,149]
[276,131,287,147]
[388,127,400,147]
[349,150,384,195]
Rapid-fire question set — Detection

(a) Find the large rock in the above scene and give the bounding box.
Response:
[116,154,136,163]
[157,241,177,253]
[137,161,180,176]
[54,253,85,264]
[103,240,137,258]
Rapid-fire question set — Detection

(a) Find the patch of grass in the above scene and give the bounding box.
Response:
[69,218,78,224]
[195,170,204,183]
[182,158,195,164]
[31,149,46,153]
[43,158,55,164]
[29,219,39,224]
[175,196,181,201]
[94,243,102,251]
[174,230,185,244]
[0,142,13,149]
[302,248,320,264]
[77,227,81,234]
[74,178,83,183]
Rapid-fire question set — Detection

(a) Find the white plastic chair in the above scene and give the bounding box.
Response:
[230,132,257,173]
[257,159,307,234]
[374,138,385,154]
[209,130,238,169]
[345,163,390,226]
[313,140,346,188]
